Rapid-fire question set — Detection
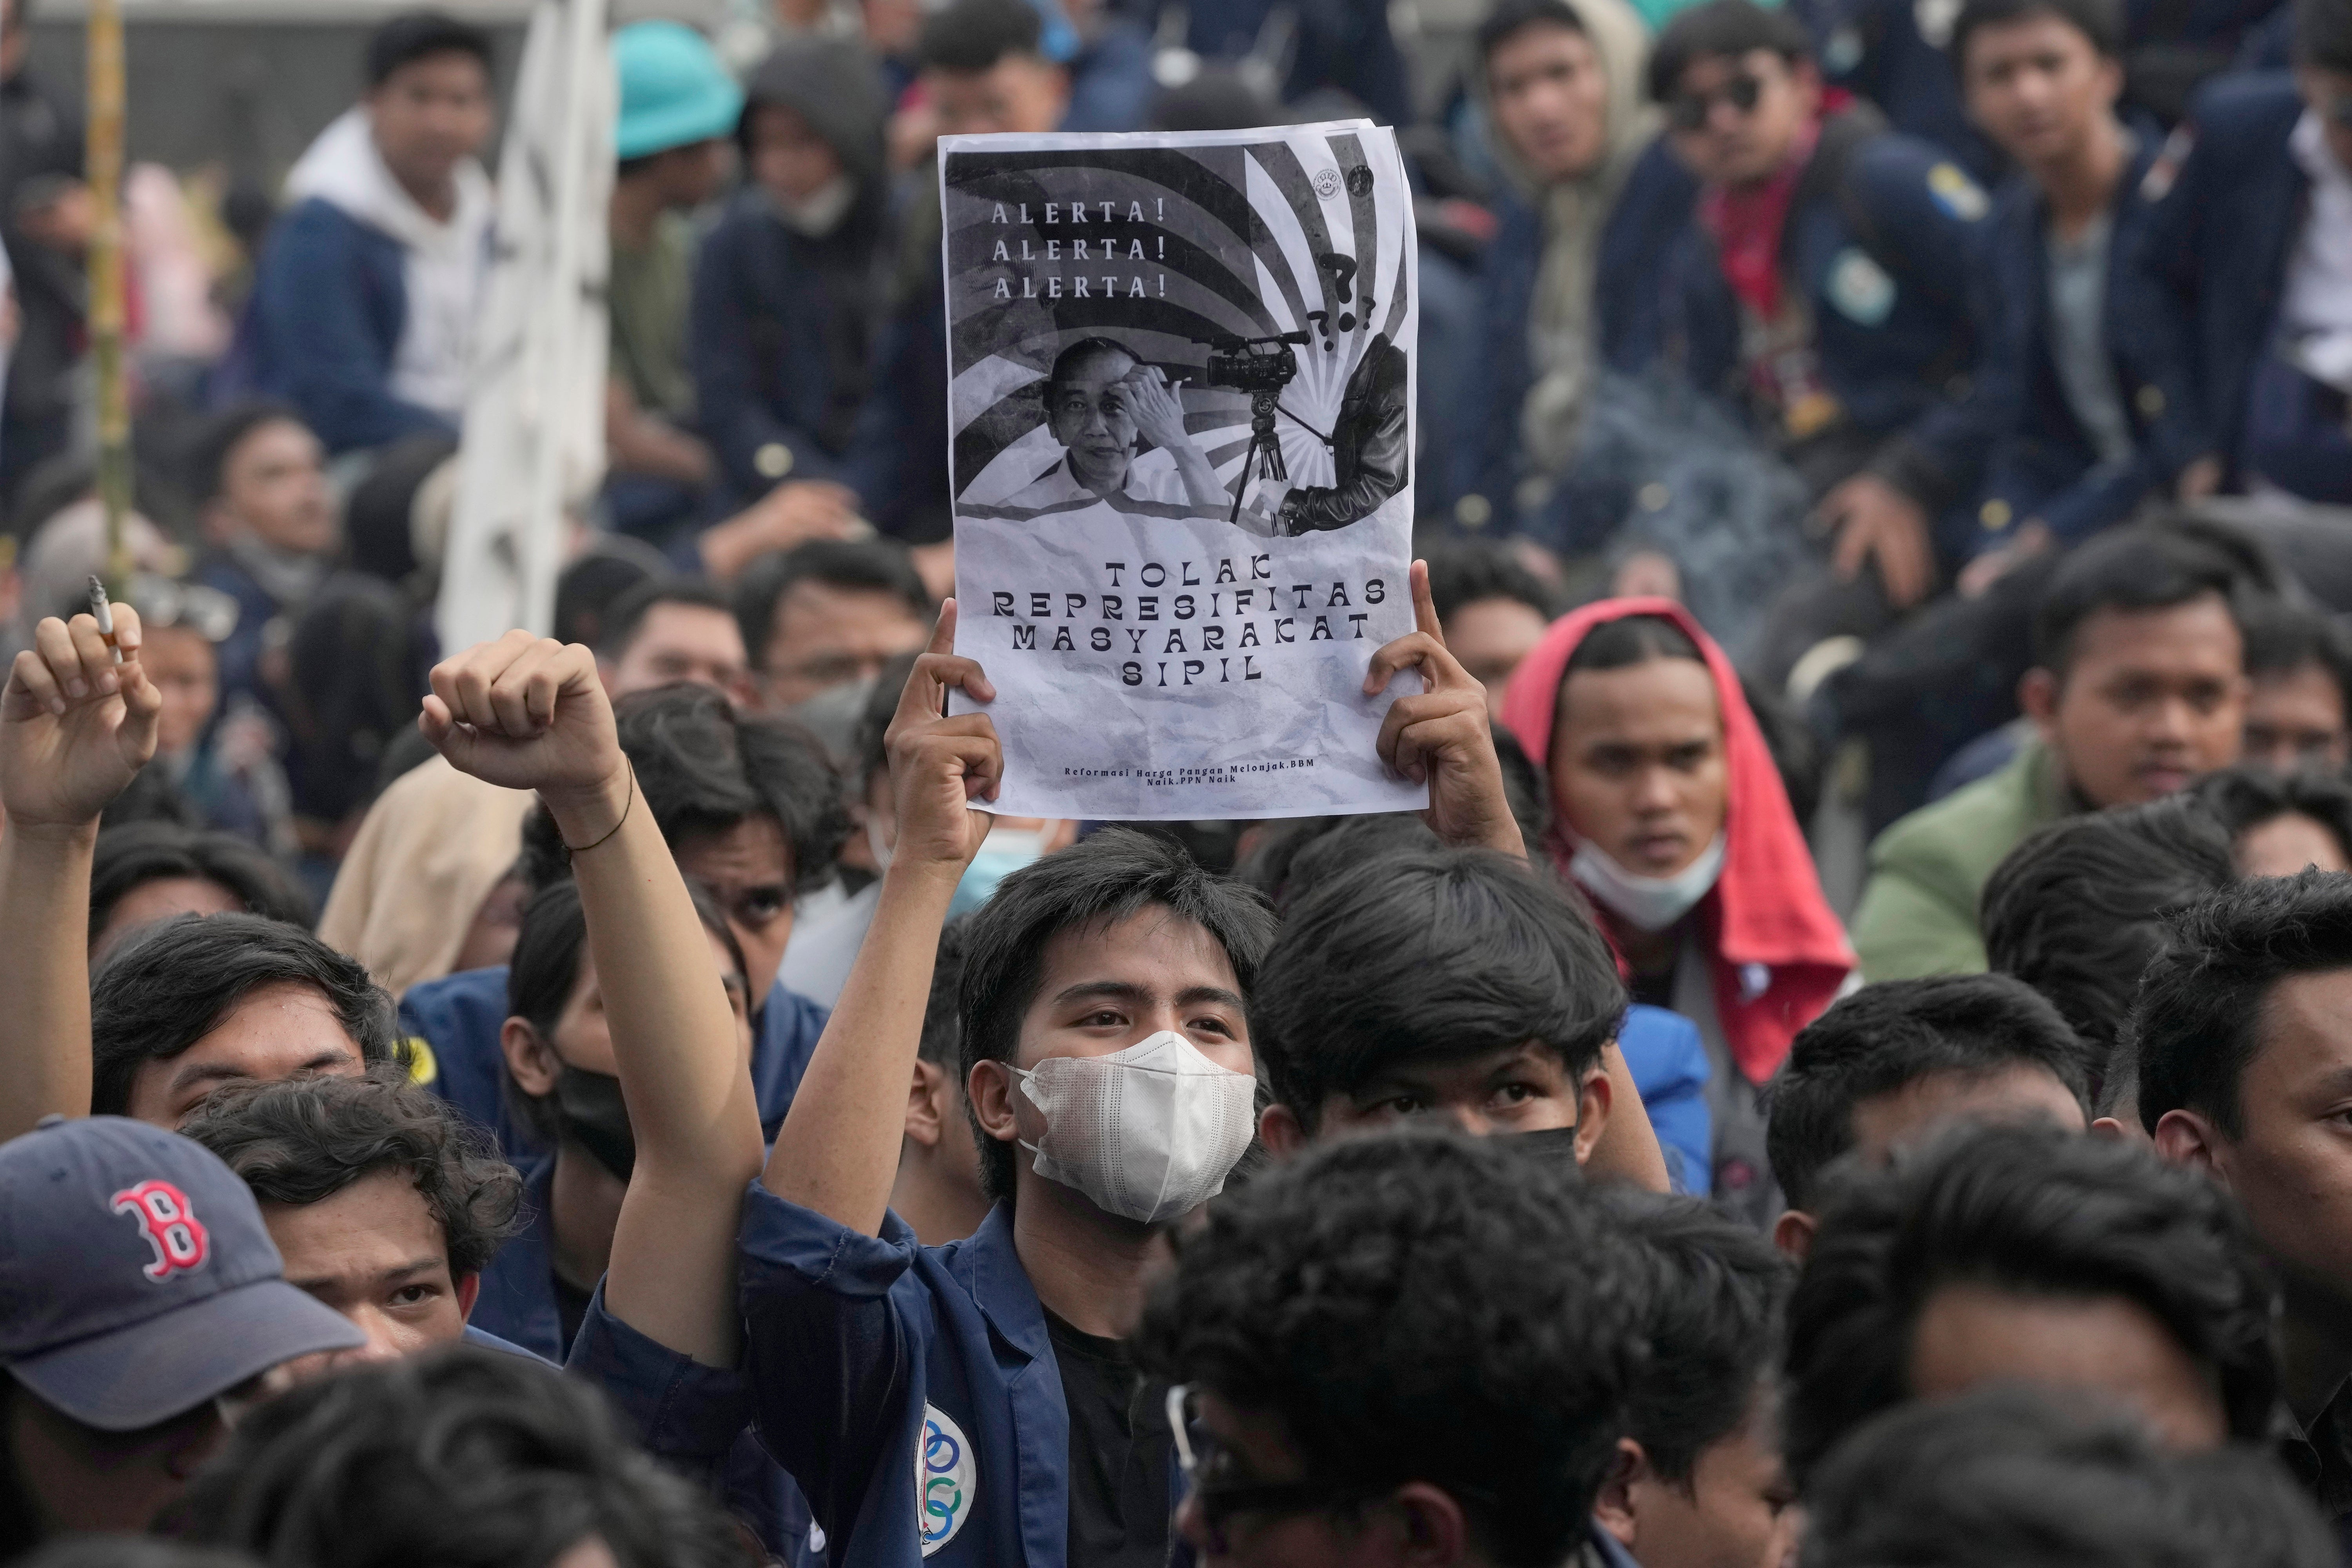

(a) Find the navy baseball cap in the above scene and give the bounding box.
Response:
[0,1116,364,1430]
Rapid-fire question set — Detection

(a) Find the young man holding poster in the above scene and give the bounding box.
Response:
[730,569,1653,1568]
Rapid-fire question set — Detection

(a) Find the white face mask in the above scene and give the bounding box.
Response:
[1012,1031,1258,1225]
[774,174,856,237]
[1569,833,1727,933]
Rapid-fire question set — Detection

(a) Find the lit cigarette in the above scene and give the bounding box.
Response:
[86,575,123,664]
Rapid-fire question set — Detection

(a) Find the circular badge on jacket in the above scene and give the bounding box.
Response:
[917,1404,977,1555]
[1826,248,1898,327]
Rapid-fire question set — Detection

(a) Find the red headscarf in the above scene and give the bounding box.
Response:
[1501,598,1853,1084]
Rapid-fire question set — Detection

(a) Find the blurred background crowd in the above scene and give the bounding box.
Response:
[0,0,2346,912]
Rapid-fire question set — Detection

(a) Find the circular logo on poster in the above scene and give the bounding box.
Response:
[1312,166,1343,200]
[916,1404,976,1555]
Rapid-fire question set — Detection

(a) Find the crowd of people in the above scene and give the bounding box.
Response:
[4,0,2352,1560]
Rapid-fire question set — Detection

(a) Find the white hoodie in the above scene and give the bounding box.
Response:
[284,107,495,421]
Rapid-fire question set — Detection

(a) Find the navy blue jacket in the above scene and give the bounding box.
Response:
[1805,0,2006,182]
[1962,131,2205,555]
[690,191,887,503]
[1060,20,1156,134]
[400,966,829,1159]
[1163,0,1412,127]
[471,1157,566,1361]
[241,199,457,455]
[2139,73,2346,501]
[568,1283,828,1568]
[1627,112,1989,507]
[188,550,285,719]
[1454,136,1699,521]
[739,1194,1181,1568]
[847,284,955,545]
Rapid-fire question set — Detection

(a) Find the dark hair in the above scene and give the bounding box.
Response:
[732,539,930,677]
[1745,674,1823,828]
[2029,524,2250,677]
[343,431,456,586]
[177,1346,753,1568]
[2299,0,2352,71]
[1782,1123,2278,1484]
[1133,1130,1648,1568]
[2134,871,2352,1136]
[1980,795,2234,1078]
[2194,767,2352,871]
[521,685,848,895]
[279,576,436,828]
[178,1063,524,1279]
[1493,726,1554,848]
[1802,1387,2336,1568]
[1647,0,1814,102]
[2240,595,2352,687]
[1477,0,1590,65]
[918,0,1044,72]
[365,9,494,87]
[1950,0,2123,73]
[1768,975,2091,1212]
[189,403,308,509]
[501,879,746,1150]
[90,914,401,1117]
[554,543,667,649]
[595,578,735,664]
[1254,848,1626,1129]
[1421,540,1559,626]
[1603,1192,1793,1485]
[1563,612,1703,676]
[921,917,973,1068]
[1231,813,1416,905]
[89,822,314,950]
[958,828,1276,1201]
[1044,336,1137,397]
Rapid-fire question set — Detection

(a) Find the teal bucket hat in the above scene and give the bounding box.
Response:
[613,20,745,162]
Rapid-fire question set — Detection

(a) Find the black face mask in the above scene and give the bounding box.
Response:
[553,1067,636,1184]
[1510,1124,1585,1180]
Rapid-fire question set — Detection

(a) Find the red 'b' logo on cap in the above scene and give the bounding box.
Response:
[111,1180,210,1281]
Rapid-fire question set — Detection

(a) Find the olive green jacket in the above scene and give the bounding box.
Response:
[1851,737,2071,981]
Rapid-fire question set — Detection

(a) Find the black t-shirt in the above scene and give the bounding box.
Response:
[1048,1309,1171,1568]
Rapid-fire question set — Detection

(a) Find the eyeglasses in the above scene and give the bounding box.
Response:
[1668,71,1765,132]
[1165,1385,1359,1553]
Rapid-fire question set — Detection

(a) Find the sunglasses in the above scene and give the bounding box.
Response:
[1668,71,1765,132]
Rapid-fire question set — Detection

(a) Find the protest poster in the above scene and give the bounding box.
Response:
[941,120,1427,821]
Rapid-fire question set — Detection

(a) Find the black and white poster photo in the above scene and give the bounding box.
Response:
[944,120,1424,820]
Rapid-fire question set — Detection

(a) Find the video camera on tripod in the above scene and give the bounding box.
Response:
[1199,329,1310,396]
[1192,330,1315,523]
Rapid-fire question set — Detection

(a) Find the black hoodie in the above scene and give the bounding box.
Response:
[690,38,893,501]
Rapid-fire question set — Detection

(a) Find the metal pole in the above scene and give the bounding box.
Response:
[85,0,131,592]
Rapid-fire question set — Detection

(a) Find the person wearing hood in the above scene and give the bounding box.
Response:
[242,11,496,457]
[1503,597,1854,1221]
[1457,0,1701,542]
[689,36,891,512]
[845,0,1069,562]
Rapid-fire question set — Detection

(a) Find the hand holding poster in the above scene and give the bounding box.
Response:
[943,120,1426,820]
